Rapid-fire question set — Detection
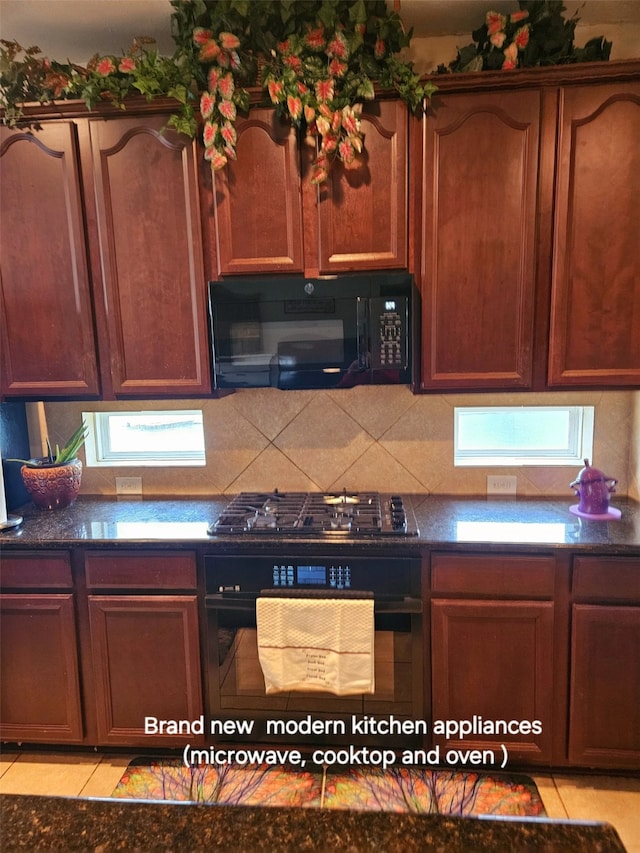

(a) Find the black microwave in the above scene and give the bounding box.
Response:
[208,273,414,390]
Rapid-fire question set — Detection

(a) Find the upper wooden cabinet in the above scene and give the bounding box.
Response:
[0,123,100,398]
[414,63,640,392]
[417,90,540,390]
[548,81,640,387]
[84,115,211,396]
[209,99,408,277]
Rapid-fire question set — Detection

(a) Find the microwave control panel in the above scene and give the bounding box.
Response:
[370,296,408,369]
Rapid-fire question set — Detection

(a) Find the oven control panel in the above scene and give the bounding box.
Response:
[204,555,420,596]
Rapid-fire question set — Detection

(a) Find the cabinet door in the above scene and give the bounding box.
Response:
[317,100,407,272]
[431,599,554,764]
[419,90,540,390]
[87,116,211,396]
[569,604,640,768]
[0,594,83,742]
[548,82,640,387]
[0,123,100,397]
[213,108,304,275]
[88,595,203,746]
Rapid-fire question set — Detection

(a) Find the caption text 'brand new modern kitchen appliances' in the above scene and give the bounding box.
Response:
[208,273,414,390]
[204,491,423,748]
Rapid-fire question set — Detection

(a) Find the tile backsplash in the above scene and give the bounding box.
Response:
[39,388,638,499]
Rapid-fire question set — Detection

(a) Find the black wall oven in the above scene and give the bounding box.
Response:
[204,553,423,748]
[208,272,413,390]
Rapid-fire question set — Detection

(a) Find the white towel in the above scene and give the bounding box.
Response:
[256,597,375,696]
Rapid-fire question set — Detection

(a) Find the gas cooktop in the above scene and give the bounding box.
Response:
[208,491,419,537]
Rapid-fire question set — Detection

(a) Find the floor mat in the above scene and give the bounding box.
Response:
[112,759,546,817]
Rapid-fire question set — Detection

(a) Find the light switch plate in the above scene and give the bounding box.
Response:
[487,475,517,496]
[116,476,142,495]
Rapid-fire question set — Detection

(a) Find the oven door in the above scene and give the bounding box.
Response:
[205,592,423,748]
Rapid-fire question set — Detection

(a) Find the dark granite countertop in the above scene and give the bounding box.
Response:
[0,794,628,852]
[1,495,639,553]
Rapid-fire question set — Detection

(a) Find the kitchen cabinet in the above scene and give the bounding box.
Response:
[0,123,100,398]
[417,89,541,390]
[0,552,83,743]
[414,63,640,392]
[209,99,407,277]
[83,114,211,396]
[568,556,640,769]
[547,81,640,387]
[429,553,558,764]
[85,551,203,747]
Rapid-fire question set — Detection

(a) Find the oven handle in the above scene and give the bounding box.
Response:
[205,593,422,615]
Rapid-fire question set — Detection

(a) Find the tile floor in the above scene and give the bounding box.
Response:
[1,751,639,851]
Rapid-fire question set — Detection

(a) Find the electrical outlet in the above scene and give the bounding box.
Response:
[487,475,517,496]
[115,476,142,495]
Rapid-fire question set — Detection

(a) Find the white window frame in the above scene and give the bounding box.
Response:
[454,406,594,467]
[83,410,206,467]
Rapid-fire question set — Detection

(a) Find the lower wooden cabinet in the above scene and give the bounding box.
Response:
[429,553,557,765]
[88,594,203,746]
[568,555,640,769]
[0,593,83,743]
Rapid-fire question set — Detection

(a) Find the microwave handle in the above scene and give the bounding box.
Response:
[356,297,370,370]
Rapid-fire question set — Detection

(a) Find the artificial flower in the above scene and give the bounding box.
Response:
[490,31,506,48]
[219,32,240,51]
[316,78,334,102]
[203,120,218,147]
[305,26,325,50]
[218,99,237,120]
[287,95,303,121]
[267,79,284,103]
[510,10,530,23]
[119,57,136,73]
[486,11,506,35]
[199,41,220,62]
[515,26,530,49]
[200,91,216,118]
[96,57,116,76]
[192,28,213,46]
[218,73,235,99]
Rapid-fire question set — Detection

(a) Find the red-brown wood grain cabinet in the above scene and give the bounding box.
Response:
[547,80,640,387]
[209,100,407,277]
[429,552,559,766]
[568,555,640,769]
[0,552,83,743]
[0,123,100,398]
[85,551,203,747]
[82,114,211,396]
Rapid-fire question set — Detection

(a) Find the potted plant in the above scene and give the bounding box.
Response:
[10,422,88,510]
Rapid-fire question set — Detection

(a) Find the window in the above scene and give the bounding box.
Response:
[454,406,594,466]
[83,411,206,467]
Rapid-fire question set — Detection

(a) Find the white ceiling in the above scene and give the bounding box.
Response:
[0,0,638,64]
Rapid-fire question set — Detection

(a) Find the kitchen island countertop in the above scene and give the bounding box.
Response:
[1,494,639,552]
[0,793,628,852]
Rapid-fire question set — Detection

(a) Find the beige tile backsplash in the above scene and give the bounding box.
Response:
[41,388,638,499]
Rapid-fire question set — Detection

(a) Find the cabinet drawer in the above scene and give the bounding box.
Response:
[572,556,640,602]
[431,553,555,597]
[0,552,72,589]
[85,552,197,590]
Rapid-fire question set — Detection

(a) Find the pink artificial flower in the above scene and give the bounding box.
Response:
[316,116,331,137]
[203,121,219,147]
[304,103,316,123]
[515,25,530,49]
[283,54,303,74]
[199,41,221,62]
[229,51,241,70]
[221,123,237,145]
[287,95,303,121]
[223,146,237,160]
[218,99,236,120]
[327,33,348,59]
[305,26,325,50]
[510,10,530,22]
[96,57,116,76]
[502,59,517,70]
[216,50,230,68]
[504,42,518,63]
[311,163,329,184]
[208,67,221,92]
[490,32,507,48]
[486,11,506,35]
[297,82,309,96]
[322,133,338,153]
[331,110,342,132]
[374,38,386,59]
[193,28,213,46]
[267,79,284,103]
[219,32,240,50]
[218,73,235,99]
[200,92,216,119]
[341,106,360,135]
[209,150,228,170]
[118,57,136,73]
[278,39,291,53]
[316,78,334,103]
[328,58,347,77]
[338,138,355,163]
